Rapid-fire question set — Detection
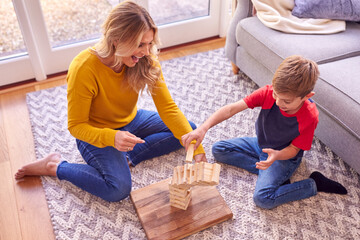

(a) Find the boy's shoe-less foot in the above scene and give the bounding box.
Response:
[310,171,347,195]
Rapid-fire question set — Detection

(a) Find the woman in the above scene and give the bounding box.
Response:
[15,1,206,202]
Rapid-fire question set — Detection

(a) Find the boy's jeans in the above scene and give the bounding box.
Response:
[212,137,317,209]
[57,109,194,202]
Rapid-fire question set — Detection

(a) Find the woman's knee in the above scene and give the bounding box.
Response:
[102,179,132,202]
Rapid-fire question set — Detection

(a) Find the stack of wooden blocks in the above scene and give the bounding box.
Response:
[131,143,232,240]
[169,162,221,210]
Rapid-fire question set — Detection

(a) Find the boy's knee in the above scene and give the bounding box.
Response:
[103,180,132,202]
[212,141,227,162]
[253,191,276,210]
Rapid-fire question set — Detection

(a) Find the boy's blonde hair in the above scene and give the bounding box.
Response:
[272,55,319,98]
[94,1,160,93]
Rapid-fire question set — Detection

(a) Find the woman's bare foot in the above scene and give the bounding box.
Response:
[15,153,61,180]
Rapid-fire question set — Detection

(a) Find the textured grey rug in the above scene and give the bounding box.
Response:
[27,49,360,240]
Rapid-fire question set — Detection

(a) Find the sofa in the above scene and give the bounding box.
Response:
[225,0,360,174]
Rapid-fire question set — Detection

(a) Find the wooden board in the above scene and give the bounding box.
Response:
[130,178,233,240]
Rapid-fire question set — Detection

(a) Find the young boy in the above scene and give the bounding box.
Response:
[182,55,347,209]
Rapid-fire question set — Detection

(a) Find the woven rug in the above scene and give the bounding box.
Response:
[27,48,360,240]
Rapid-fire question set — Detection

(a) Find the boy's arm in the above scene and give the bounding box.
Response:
[256,144,300,170]
[182,99,249,150]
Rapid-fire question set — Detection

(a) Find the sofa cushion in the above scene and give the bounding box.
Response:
[314,56,360,139]
[236,17,360,73]
[292,0,360,22]
[319,56,360,104]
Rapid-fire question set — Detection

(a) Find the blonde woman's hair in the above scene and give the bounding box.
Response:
[94,1,161,93]
[272,55,319,98]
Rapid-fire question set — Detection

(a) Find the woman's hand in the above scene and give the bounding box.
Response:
[194,153,207,163]
[115,131,145,152]
[181,127,207,150]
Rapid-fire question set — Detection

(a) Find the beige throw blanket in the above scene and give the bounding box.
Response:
[252,0,345,34]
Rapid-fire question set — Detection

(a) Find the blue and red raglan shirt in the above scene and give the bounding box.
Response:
[243,85,319,158]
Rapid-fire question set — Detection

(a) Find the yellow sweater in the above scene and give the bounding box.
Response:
[66,48,204,155]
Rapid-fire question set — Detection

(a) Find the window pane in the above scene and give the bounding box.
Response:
[40,0,114,48]
[0,0,27,59]
[150,0,209,26]
[39,0,210,48]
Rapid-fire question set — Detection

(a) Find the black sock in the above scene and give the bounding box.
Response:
[310,171,347,195]
[280,179,291,186]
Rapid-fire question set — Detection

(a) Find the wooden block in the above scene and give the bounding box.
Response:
[211,163,221,184]
[169,203,187,210]
[172,167,178,185]
[169,184,190,199]
[171,163,221,188]
[188,164,194,185]
[191,163,220,186]
[194,162,200,182]
[169,188,192,210]
[130,178,233,240]
[185,143,194,163]
[176,166,183,185]
[199,162,204,182]
[169,189,192,210]
[204,162,213,171]
[204,169,212,179]
[202,163,212,183]
[171,164,195,189]
[182,164,188,184]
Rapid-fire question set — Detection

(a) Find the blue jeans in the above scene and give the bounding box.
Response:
[212,137,317,209]
[57,109,196,202]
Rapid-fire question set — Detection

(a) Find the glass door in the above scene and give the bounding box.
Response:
[148,0,220,47]
[0,0,231,86]
[0,0,36,86]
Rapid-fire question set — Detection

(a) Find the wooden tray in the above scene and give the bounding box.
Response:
[130,178,233,240]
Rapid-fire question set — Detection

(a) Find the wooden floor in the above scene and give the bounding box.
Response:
[0,37,225,240]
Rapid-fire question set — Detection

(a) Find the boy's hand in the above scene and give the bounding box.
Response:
[256,148,279,170]
[181,127,207,150]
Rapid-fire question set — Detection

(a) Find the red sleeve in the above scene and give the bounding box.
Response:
[243,85,273,109]
[291,102,319,150]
